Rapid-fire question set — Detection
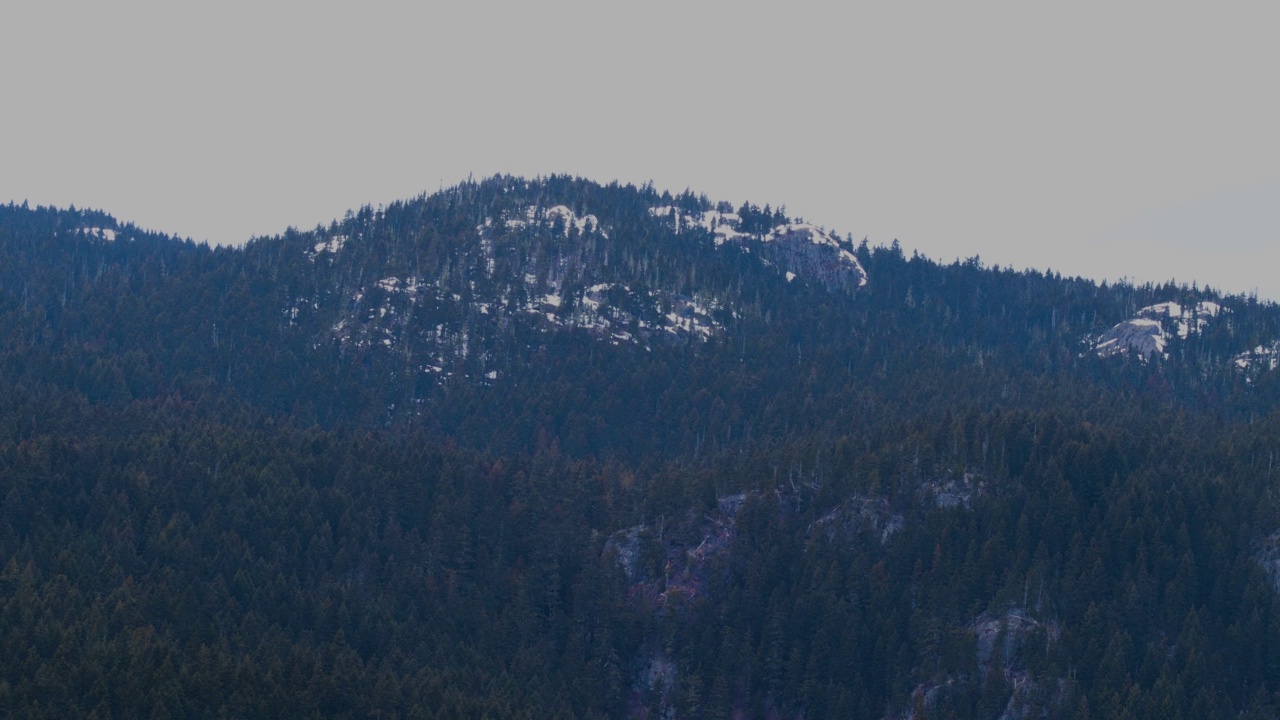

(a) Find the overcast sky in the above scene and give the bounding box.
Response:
[3,3,1277,298]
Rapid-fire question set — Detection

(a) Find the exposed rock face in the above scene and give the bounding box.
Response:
[630,648,677,720]
[603,507,739,609]
[649,206,868,290]
[1255,529,1280,592]
[604,496,747,720]
[1094,300,1221,359]
[604,525,648,585]
[1095,317,1167,359]
[891,607,1066,720]
[762,223,869,291]
[809,495,904,544]
[921,472,986,509]
[971,608,1057,677]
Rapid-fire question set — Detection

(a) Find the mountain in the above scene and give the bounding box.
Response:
[4,176,1280,718]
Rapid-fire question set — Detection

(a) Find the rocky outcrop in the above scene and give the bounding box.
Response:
[1094,300,1221,359]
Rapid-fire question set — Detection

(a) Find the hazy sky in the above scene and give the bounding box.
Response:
[3,3,1278,298]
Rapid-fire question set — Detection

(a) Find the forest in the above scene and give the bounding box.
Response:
[3,177,1280,718]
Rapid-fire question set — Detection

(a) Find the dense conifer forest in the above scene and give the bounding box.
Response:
[4,176,1280,718]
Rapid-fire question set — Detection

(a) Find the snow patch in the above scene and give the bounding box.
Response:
[480,204,607,239]
[312,235,347,255]
[1236,342,1280,375]
[1140,300,1219,339]
[78,227,117,241]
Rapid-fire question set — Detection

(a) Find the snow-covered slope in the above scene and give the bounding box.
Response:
[289,191,878,383]
[285,198,749,382]
[472,207,725,345]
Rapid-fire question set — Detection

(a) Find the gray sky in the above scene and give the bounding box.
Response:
[3,3,1278,298]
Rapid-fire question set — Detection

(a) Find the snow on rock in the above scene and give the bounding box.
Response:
[649,206,742,242]
[321,267,728,365]
[649,206,868,288]
[1095,317,1167,359]
[1094,300,1223,359]
[648,206,744,242]
[322,275,436,351]
[543,205,604,237]
[1141,300,1220,339]
[77,227,118,242]
[493,268,726,345]
[1236,342,1280,374]
[480,204,607,239]
[311,235,347,256]
[663,295,722,340]
[763,222,869,288]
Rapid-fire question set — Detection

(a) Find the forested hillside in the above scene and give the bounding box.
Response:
[3,177,1280,718]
